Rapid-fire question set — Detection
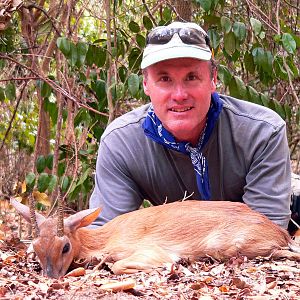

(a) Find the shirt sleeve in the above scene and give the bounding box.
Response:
[243,123,291,229]
[89,139,144,227]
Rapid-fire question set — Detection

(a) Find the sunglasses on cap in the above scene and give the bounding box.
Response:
[146,26,211,49]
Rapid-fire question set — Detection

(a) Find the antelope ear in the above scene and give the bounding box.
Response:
[64,208,102,231]
[10,198,46,226]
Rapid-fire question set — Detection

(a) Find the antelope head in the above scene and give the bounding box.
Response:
[10,198,101,278]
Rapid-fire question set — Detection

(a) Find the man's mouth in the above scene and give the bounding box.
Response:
[170,107,193,112]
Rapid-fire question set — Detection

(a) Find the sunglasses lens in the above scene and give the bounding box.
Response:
[147,28,173,45]
[146,27,210,48]
[179,28,207,46]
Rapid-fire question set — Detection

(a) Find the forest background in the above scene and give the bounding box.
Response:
[0,0,299,211]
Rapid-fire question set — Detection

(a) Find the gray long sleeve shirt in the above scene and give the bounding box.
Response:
[89,94,291,228]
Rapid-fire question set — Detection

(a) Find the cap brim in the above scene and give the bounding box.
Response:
[141,45,212,69]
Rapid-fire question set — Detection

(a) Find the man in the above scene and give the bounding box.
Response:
[89,21,291,229]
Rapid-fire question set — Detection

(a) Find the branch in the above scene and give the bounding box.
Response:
[0,82,27,151]
[0,54,109,117]
[142,0,157,26]
[24,3,61,37]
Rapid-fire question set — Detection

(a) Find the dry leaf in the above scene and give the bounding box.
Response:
[65,267,86,277]
[99,278,136,292]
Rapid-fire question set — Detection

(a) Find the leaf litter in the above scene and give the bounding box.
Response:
[0,203,300,300]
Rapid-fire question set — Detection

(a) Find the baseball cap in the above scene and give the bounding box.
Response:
[141,21,212,69]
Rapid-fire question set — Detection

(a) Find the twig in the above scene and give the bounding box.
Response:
[0,54,109,117]
[141,0,157,26]
[0,82,27,151]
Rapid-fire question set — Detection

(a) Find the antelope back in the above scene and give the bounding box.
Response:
[97,200,291,261]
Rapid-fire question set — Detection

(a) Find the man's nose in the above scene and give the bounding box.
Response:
[172,84,188,101]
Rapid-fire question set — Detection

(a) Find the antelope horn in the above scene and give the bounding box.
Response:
[29,192,39,238]
[56,187,64,237]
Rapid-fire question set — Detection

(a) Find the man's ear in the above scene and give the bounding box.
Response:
[211,70,217,91]
[143,78,150,96]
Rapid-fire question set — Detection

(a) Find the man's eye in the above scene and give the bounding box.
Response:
[160,76,171,82]
[186,74,197,81]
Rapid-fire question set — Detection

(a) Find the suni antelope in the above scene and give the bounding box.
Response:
[10,198,300,278]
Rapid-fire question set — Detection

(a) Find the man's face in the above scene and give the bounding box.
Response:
[143,58,217,145]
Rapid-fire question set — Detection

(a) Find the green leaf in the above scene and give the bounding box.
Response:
[128,47,142,71]
[0,87,5,101]
[5,83,16,100]
[162,7,172,21]
[47,175,58,193]
[37,173,50,193]
[129,21,140,33]
[232,22,246,41]
[136,34,146,48]
[207,29,220,49]
[36,155,46,173]
[45,154,53,170]
[128,74,139,97]
[282,33,296,54]
[86,45,106,67]
[57,37,71,56]
[244,51,255,74]
[143,16,153,30]
[220,16,231,33]
[224,32,236,55]
[76,42,88,67]
[252,47,264,66]
[118,66,127,83]
[284,104,292,121]
[197,0,212,12]
[217,65,232,86]
[260,93,270,108]
[58,162,66,177]
[234,76,247,98]
[92,80,106,101]
[261,51,273,74]
[69,42,78,67]
[247,86,261,104]
[25,172,36,191]
[250,17,262,36]
[41,81,52,98]
[273,100,285,119]
[61,176,70,193]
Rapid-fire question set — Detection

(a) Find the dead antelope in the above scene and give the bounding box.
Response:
[10,198,300,278]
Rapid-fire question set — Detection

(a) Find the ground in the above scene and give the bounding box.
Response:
[1,202,300,300]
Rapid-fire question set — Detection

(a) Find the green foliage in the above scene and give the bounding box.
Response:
[1,0,299,209]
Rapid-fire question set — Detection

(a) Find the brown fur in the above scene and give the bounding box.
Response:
[11,199,300,278]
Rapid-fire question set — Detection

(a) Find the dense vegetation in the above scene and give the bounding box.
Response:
[0,0,299,209]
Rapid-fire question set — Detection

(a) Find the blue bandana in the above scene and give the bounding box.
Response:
[142,92,223,200]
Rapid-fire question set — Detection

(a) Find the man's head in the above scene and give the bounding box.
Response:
[141,21,213,69]
[142,22,217,145]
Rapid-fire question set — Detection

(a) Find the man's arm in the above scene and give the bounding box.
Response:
[243,123,291,229]
[89,139,144,226]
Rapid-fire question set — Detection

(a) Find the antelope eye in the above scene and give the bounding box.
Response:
[62,242,70,254]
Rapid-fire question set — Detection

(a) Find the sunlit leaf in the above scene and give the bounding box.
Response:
[282,33,296,54]
[224,32,236,55]
[128,73,139,97]
[57,37,71,56]
[233,22,246,41]
[33,191,51,206]
[25,172,36,191]
[220,16,231,33]
[250,17,262,36]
